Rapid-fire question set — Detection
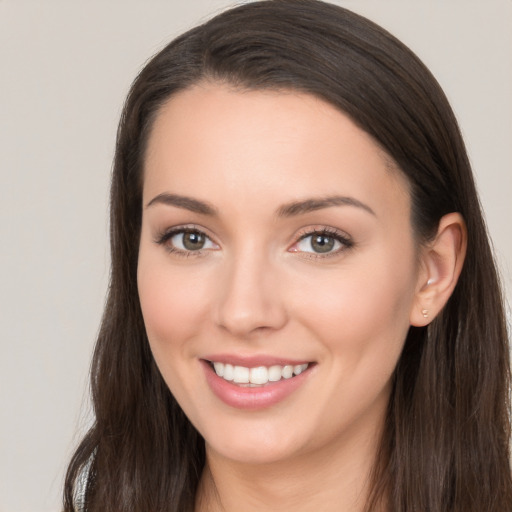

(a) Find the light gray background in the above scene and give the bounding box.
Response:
[1,1,511,511]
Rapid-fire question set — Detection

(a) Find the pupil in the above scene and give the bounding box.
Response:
[311,235,334,253]
[183,232,205,250]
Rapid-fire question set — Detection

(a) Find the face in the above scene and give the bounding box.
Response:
[138,83,422,465]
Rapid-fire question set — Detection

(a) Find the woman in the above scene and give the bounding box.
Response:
[63,1,512,511]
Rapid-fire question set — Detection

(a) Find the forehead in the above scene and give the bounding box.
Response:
[143,83,410,220]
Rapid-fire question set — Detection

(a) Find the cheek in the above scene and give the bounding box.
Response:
[137,255,213,353]
[286,254,416,440]
[291,249,417,367]
[137,255,218,415]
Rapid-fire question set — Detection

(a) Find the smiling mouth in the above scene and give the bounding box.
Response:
[207,361,311,387]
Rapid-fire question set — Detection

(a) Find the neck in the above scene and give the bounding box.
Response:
[195,415,388,512]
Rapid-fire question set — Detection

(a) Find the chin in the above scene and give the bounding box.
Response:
[200,415,314,466]
[207,438,303,466]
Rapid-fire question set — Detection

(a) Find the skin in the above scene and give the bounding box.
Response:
[137,83,466,511]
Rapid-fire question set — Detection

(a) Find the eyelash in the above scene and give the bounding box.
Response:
[292,227,354,259]
[154,225,215,258]
[154,225,353,259]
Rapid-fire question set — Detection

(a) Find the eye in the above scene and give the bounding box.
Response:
[155,227,219,255]
[171,230,211,251]
[290,229,352,256]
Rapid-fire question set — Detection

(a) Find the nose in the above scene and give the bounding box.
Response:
[214,249,288,338]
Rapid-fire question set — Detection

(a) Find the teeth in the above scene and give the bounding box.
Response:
[293,364,304,375]
[282,365,293,379]
[213,361,224,377]
[268,365,282,382]
[250,366,268,385]
[211,362,309,386]
[223,363,234,381]
[233,366,249,383]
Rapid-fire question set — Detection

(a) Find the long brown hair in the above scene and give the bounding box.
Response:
[63,1,512,510]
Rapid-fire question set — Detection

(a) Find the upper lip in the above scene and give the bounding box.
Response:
[202,353,312,367]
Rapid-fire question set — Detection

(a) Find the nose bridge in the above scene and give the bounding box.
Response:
[215,243,287,337]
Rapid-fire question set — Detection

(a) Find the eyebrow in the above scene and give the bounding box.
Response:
[276,196,376,217]
[146,193,218,216]
[145,192,375,218]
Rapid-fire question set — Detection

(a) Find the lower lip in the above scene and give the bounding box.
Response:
[201,360,313,410]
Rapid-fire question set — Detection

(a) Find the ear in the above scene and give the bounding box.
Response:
[410,212,467,326]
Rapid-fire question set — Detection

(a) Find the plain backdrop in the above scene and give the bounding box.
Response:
[1,1,511,511]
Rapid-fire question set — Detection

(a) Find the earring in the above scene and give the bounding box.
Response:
[421,309,429,319]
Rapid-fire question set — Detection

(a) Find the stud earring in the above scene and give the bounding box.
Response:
[421,309,429,319]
